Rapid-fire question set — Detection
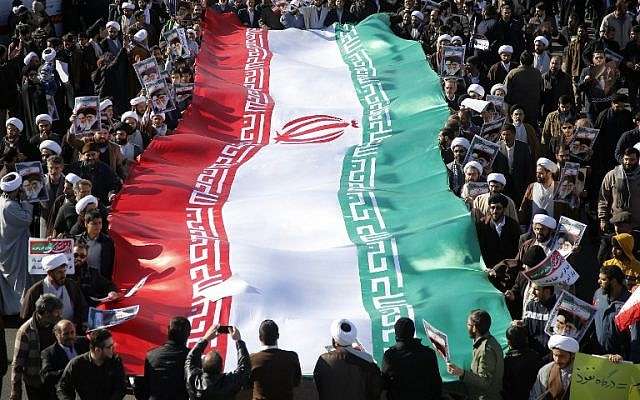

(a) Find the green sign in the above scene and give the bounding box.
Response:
[570,353,640,400]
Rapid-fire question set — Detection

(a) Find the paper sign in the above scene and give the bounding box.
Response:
[16,161,48,203]
[523,250,579,286]
[87,305,140,331]
[544,290,596,341]
[463,135,500,170]
[423,319,450,361]
[28,238,74,275]
[550,216,587,257]
[73,96,101,136]
[197,275,260,303]
[570,353,640,400]
[56,60,69,83]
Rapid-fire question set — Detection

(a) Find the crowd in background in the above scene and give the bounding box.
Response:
[0,0,639,399]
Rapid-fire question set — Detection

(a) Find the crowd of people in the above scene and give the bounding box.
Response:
[0,0,639,399]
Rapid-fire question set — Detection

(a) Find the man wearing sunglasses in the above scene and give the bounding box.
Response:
[70,242,120,307]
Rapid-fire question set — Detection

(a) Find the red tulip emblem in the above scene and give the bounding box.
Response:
[275,114,359,144]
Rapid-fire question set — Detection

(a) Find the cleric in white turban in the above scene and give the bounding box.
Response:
[450,137,470,151]
[315,318,377,375]
[6,117,24,133]
[39,139,62,156]
[521,159,558,223]
[530,213,557,251]
[463,160,483,176]
[532,213,557,230]
[529,335,579,400]
[75,194,98,215]
[472,173,519,222]
[536,157,558,174]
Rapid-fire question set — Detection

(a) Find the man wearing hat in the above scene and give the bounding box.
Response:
[313,319,382,400]
[476,192,520,269]
[0,172,34,304]
[381,317,442,400]
[40,155,65,237]
[409,10,425,42]
[121,110,146,149]
[52,177,88,237]
[101,21,123,56]
[1,117,40,166]
[30,113,61,150]
[598,210,640,263]
[120,2,136,34]
[447,136,470,196]
[533,35,551,75]
[519,158,557,226]
[473,173,518,222]
[529,334,579,400]
[68,142,121,205]
[21,253,87,329]
[487,45,517,87]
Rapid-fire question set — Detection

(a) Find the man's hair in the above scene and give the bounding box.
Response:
[202,351,223,375]
[520,51,534,66]
[84,209,102,224]
[111,122,132,135]
[559,95,573,106]
[623,147,640,158]
[612,93,628,104]
[500,122,516,134]
[89,329,113,350]
[259,319,279,346]
[35,294,63,316]
[74,242,89,252]
[74,179,92,191]
[469,309,491,335]
[53,319,73,335]
[47,155,64,165]
[600,265,625,285]
[506,324,528,350]
[167,317,191,344]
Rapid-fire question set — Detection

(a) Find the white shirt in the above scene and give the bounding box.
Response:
[492,216,506,236]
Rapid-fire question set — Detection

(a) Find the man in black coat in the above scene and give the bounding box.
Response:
[238,0,262,27]
[68,143,121,205]
[75,210,116,280]
[41,320,89,400]
[541,56,574,122]
[614,114,640,164]
[135,317,191,400]
[498,123,534,207]
[382,318,442,400]
[476,193,520,270]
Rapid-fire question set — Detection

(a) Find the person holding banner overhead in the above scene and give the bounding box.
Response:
[529,334,579,400]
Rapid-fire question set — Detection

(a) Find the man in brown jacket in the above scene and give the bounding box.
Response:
[249,320,301,400]
[313,319,382,400]
[65,128,126,179]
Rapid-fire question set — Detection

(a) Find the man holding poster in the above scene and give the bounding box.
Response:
[381,318,442,400]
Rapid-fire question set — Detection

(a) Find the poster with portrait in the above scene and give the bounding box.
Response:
[554,162,580,207]
[569,127,599,161]
[463,135,500,170]
[88,305,140,331]
[422,319,450,362]
[73,96,101,136]
[133,57,161,87]
[163,27,191,60]
[147,78,176,114]
[28,238,75,275]
[550,216,588,257]
[174,82,194,103]
[480,117,505,142]
[545,290,596,342]
[15,162,47,203]
[486,95,506,118]
[440,46,465,78]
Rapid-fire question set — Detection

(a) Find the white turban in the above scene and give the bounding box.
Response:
[467,83,485,98]
[548,334,579,353]
[121,1,135,9]
[537,157,558,173]
[39,140,62,155]
[6,117,24,132]
[23,51,39,66]
[487,173,506,186]
[0,172,22,192]
[35,114,52,125]
[130,96,147,106]
[133,29,148,43]
[411,10,424,20]
[450,137,470,151]
[498,45,513,54]
[451,36,463,44]
[437,34,452,44]
[534,35,549,48]
[100,99,113,111]
[75,195,98,215]
[42,48,56,63]
[330,319,357,346]
[42,253,68,272]
[65,173,81,185]
[464,160,483,175]
[532,213,557,229]
[106,21,121,31]
[121,111,139,123]
[634,142,640,151]
[490,84,507,96]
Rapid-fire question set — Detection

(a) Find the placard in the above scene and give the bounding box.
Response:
[88,305,140,331]
[550,216,587,257]
[28,238,75,275]
[569,127,599,161]
[15,161,48,203]
[73,96,101,136]
[570,352,640,400]
[133,57,161,87]
[463,135,500,170]
[544,290,596,341]
[163,28,191,59]
[423,319,450,362]
[440,46,465,78]
[147,78,176,114]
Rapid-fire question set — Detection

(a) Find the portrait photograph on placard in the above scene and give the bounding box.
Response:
[134,57,161,87]
[164,28,191,60]
[147,78,176,114]
[440,46,465,78]
[73,96,101,136]
[15,161,48,203]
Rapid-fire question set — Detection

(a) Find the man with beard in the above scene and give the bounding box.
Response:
[529,335,579,400]
[408,10,425,42]
[100,21,123,57]
[447,136,469,196]
[443,78,461,111]
[542,95,575,149]
[10,294,63,400]
[100,99,118,132]
[52,175,86,237]
[519,158,557,226]
[623,26,640,112]
[533,36,551,75]
[564,25,589,102]
[112,122,142,163]
[21,253,87,330]
[300,0,330,29]
[446,309,504,400]
[120,111,147,149]
[476,192,520,270]
[503,243,549,319]
[70,242,118,307]
[20,65,49,139]
[69,128,126,178]
[592,265,632,358]
[523,283,556,355]
[39,155,65,237]
[542,56,574,122]
[473,173,518,222]
[41,320,89,400]
[599,147,640,229]
[594,94,634,177]
[498,123,534,206]
[68,143,121,205]
[487,45,517,87]
[30,114,62,149]
[495,4,525,59]
[579,48,621,121]
[615,112,640,163]
[1,118,40,166]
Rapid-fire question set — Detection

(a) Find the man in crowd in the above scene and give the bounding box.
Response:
[599,147,640,228]
[523,283,556,355]
[529,335,579,399]
[249,319,302,400]
[447,309,504,400]
[71,242,119,307]
[505,51,543,124]
[498,123,534,206]
[519,158,557,225]
[11,294,63,400]
[592,265,632,358]
[382,317,442,400]
[476,193,520,269]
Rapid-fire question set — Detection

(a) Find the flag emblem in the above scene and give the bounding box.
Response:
[275,114,358,144]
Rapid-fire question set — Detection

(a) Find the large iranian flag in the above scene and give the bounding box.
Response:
[108,11,510,379]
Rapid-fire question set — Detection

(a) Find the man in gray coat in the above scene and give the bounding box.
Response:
[505,51,544,124]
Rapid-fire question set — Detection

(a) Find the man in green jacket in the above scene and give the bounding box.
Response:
[447,309,504,400]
